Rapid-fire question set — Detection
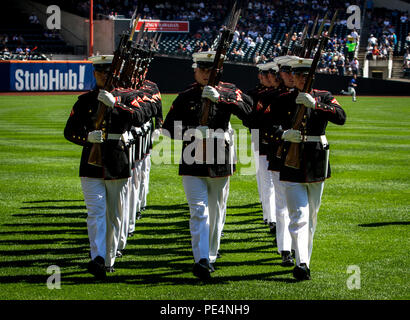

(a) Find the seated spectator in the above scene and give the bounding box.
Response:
[202,41,209,51]
[372,45,380,60]
[350,57,359,75]
[368,34,377,46]
[329,60,337,74]
[177,43,185,54]
[15,46,23,54]
[366,45,373,60]
[336,55,345,76]
[231,47,245,59]
[350,29,359,42]
[318,59,327,73]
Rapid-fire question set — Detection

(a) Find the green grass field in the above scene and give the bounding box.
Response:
[0,93,409,300]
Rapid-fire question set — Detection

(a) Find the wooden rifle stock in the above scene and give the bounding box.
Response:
[196,2,241,163]
[88,17,139,166]
[284,11,337,169]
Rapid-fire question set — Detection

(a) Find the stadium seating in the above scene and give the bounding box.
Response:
[0,3,74,59]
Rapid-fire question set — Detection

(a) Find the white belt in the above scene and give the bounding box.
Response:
[303,135,328,147]
[107,132,132,144]
[143,121,151,131]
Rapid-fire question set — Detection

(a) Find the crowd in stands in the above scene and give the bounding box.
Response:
[5,0,410,77]
[0,10,66,60]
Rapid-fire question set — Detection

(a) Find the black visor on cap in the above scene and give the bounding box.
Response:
[94,64,111,72]
[279,65,292,73]
[292,67,311,75]
[196,61,214,69]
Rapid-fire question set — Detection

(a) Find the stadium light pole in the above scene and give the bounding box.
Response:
[89,0,94,57]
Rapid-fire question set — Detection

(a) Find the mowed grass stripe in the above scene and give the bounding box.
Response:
[0,94,409,300]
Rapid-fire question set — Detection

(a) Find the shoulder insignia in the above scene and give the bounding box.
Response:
[131,98,140,107]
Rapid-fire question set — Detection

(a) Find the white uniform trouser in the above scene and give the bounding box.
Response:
[342,87,356,101]
[221,177,230,232]
[271,171,292,253]
[81,177,106,261]
[183,175,228,264]
[105,178,129,267]
[118,177,131,252]
[251,131,262,203]
[259,155,276,223]
[132,159,144,215]
[128,161,143,234]
[284,181,325,268]
[139,154,151,209]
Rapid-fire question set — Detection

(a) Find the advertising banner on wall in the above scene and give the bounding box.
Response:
[0,61,95,92]
[136,20,189,32]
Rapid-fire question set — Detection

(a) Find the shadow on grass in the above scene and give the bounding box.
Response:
[0,270,295,286]
[23,200,84,203]
[146,203,189,211]
[358,221,410,227]
[20,205,86,210]
[12,212,87,218]
[227,202,261,209]
[0,198,288,287]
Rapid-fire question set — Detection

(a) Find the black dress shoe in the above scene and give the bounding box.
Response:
[105,266,116,273]
[193,258,211,280]
[280,251,295,267]
[269,222,276,234]
[293,263,311,281]
[116,250,123,258]
[136,212,142,220]
[87,256,106,280]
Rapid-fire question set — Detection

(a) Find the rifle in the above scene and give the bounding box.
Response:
[118,22,147,88]
[304,13,328,59]
[135,32,161,89]
[87,9,139,167]
[292,24,308,56]
[283,10,338,169]
[195,1,241,163]
[199,1,241,126]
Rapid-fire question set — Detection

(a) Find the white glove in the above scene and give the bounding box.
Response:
[195,125,209,139]
[282,129,302,143]
[98,89,116,108]
[151,129,161,142]
[201,85,220,103]
[87,130,103,143]
[296,92,316,109]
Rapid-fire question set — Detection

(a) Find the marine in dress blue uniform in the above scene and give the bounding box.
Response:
[162,51,253,280]
[269,57,346,280]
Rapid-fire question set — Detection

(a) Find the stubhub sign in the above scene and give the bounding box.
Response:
[0,61,95,92]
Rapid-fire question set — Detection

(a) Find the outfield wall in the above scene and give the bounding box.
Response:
[1,57,410,95]
[148,56,410,96]
[0,61,95,92]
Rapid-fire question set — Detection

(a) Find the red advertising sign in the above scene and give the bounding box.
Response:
[136,20,189,33]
